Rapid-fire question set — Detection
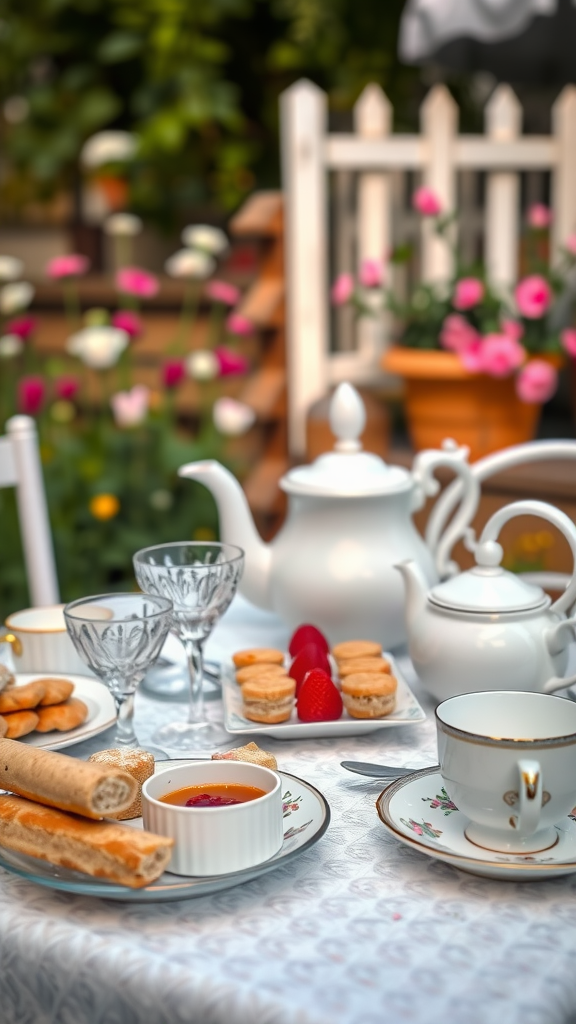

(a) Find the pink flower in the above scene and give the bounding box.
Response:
[116,266,159,299]
[226,312,254,336]
[214,346,250,377]
[359,259,383,288]
[516,360,558,403]
[561,328,576,357]
[110,384,150,427]
[18,375,45,415]
[460,339,484,372]
[439,314,480,354]
[515,275,551,319]
[501,319,524,342]
[112,310,142,339]
[55,376,79,400]
[46,254,90,279]
[5,315,36,339]
[331,273,354,306]
[565,234,576,255]
[162,359,185,389]
[453,277,484,311]
[412,187,442,217]
[527,204,552,229]
[205,280,241,306]
[477,333,526,378]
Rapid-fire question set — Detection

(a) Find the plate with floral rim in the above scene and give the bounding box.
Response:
[223,651,426,739]
[376,767,576,881]
[0,763,330,902]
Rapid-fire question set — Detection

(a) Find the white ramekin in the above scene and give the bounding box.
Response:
[142,760,283,876]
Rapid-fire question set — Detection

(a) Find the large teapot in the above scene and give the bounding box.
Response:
[179,383,480,646]
[397,499,576,700]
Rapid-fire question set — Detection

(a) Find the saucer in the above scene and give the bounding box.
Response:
[376,768,576,881]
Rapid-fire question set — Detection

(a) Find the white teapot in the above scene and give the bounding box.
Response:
[397,499,576,701]
[179,383,480,646]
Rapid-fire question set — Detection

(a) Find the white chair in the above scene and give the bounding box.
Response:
[0,415,59,606]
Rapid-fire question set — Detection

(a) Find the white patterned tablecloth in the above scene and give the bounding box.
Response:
[2,596,576,1024]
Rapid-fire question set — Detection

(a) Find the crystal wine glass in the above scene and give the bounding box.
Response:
[133,542,244,752]
[63,592,173,751]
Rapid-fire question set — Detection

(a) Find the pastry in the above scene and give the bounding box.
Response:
[0,794,173,888]
[0,737,138,819]
[35,698,89,733]
[242,676,295,724]
[0,680,46,713]
[0,665,15,693]
[341,673,397,719]
[338,656,391,677]
[212,741,278,770]
[232,648,285,669]
[2,710,40,738]
[235,663,288,686]
[36,678,75,706]
[88,749,155,820]
[332,640,382,662]
[0,716,7,739]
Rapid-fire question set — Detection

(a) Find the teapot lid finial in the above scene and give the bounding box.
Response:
[330,383,365,453]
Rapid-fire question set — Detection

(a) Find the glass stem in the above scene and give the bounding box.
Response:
[184,639,205,724]
[114,691,137,746]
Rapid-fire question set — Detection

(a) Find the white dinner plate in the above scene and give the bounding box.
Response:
[0,765,330,902]
[377,767,576,881]
[223,652,426,739]
[6,674,116,751]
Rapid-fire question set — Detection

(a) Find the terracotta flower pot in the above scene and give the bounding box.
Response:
[382,347,563,462]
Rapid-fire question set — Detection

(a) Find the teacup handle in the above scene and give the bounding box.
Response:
[516,758,543,836]
[0,633,22,658]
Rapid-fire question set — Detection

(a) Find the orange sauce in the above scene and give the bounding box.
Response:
[160,783,266,808]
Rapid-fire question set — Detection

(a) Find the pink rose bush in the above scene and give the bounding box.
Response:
[453,278,484,310]
[412,187,442,216]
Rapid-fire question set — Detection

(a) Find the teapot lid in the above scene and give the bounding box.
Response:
[280,383,412,497]
[429,539,548,613]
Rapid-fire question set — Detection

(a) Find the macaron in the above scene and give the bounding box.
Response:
[332,640,382,662]
[341,673,397,719]
[235,663,288,686]
[338,656,391,678]
[242,676,296,724]
[232,648,285,669]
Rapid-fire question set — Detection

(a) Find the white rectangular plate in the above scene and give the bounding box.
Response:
[223,652,426,739]
[6,674,117,751]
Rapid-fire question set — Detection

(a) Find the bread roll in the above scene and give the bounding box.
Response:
[88,749,154,820]
[0,794,173,888]
[0,681,46,713]
[36,678,75,706]
[35,698,88,733]
[212,741,278,770]
[2,710,39,739]
[0,738,138,819]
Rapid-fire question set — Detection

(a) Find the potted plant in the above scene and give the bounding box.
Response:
[332,190,576,459]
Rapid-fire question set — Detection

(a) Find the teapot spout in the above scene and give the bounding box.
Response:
[178,460,272,608]
[395,560,428,634]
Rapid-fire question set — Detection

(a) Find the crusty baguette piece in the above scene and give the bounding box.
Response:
[0,738,138,819]
[0,794,173,888]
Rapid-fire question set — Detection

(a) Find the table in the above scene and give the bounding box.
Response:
[2,596,576,1024]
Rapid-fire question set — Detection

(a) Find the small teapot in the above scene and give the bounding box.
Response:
[179,383,480,645]
[397,499,576,701]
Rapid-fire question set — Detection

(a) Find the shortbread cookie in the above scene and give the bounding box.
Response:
[235,663,288,686]
[232,648,285,669]
[341,673,397,719]
[332,640,382,662]
[2,709,40,738]
[338,656,391,677]
[242,676,295,724]
[88,749,154,820]
[0,680,46,713]
[212,741,278,770]
[36,678,75,706]
[34,698,88,733]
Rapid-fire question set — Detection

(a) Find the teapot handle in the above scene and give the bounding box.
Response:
[412,440,480,578]
[477,500,576,616]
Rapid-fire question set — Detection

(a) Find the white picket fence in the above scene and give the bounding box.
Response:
[280,78,576,455]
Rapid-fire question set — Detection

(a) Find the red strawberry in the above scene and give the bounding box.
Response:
[288,623,329,658]
[289,642,331,695]
[297,669,343,722]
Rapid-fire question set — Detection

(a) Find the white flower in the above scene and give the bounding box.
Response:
[110,384,149,427]
[0,281,34,314]
[213,397,256,436]
[186,349,219,381]
[0,334,23,358]
[104,213,143,237]
[66,326,129,370]
[0,255,24,281]
[181,224,229,256]
[165,249,215,280]
[81,131,137,169]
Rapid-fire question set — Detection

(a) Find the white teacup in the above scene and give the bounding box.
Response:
[2,605,93,676]
[436,690,576,853]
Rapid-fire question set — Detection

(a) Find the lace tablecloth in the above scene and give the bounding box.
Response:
[2,596,576,1024]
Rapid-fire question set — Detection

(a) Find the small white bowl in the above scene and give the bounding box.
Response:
[142,760,283,876]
